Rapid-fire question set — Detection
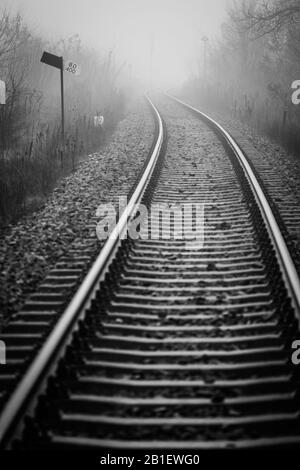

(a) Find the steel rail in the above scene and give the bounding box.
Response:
[169,95,300,324]
[0,95,164,447]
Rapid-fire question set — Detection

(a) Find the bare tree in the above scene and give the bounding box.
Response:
[0,12,40,150]
[231,0,300,39]
[0,11,30,61]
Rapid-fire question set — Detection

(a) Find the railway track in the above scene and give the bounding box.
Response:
[0,96,300,450]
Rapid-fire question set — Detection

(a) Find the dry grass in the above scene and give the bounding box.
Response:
[0,115,109,223]
[183,82,300,159]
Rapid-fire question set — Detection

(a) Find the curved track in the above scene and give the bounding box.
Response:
[0,96,300,450]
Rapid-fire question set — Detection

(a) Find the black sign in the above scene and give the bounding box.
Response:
[41,51,63,70]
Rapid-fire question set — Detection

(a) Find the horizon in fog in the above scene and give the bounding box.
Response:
[0,0,230,88]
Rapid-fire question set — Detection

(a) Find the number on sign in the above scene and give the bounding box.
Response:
[65,61,81,76]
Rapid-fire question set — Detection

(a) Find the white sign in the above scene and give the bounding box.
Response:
[94,115,104,127]
[0,80,5,105]
[64,60,80,76]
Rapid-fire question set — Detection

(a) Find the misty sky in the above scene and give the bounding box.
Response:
[1,0,230,87]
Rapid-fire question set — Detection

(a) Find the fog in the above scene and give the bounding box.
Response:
[1,0,300,225]
[1,0,229,88]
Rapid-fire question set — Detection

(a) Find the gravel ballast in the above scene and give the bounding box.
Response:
[0,98,154,327]
[182,96,300,274]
